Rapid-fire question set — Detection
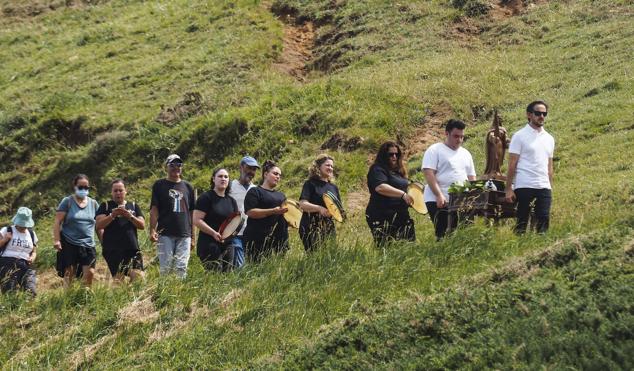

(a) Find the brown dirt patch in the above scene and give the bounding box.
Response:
[37,260,111,293]
[270,8,315,81]
[345,188,369,217]
[156,92,205,126]
[402,102,454,160]
[451,0,546,42]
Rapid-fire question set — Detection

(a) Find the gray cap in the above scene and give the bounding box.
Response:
[165,154,183,165]
[240,156,260,168]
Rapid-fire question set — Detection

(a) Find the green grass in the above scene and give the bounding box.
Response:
[0,0,633,368]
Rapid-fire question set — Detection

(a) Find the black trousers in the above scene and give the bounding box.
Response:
[299,216,336,252]
[366,211,415,246]
[425,202,458,240]
[514,188,552,234]
[197,238,236,272]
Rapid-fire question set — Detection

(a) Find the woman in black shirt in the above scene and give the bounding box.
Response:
[299,154,341,252]
[96,179,146,282]
[366,141,415,246]
[193,168,239,272]
[243,160,289,262]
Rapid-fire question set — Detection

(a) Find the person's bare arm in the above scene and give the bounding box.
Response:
[53,211,66,251]
[149,206,159,242]
[423,168,446,208]
[193,210,221,242]
[505,153,519,202]
[95,214,113,230]
[299,200,331,217]
[375,184,414,206]
[0,230,12,248]
[548,157,554,188]
[246,207,287,219]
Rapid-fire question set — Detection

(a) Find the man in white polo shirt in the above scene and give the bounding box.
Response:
[422,119,477,240]
[228,156,259,268]
[505,101,555,234]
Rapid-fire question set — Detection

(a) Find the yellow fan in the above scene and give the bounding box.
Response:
[407,182,428,215]
[323,191,345,223]
[282,199,303,229]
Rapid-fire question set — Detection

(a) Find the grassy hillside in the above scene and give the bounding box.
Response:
[0,0,633,368]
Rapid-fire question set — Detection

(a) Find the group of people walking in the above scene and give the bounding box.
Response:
[0,100,554,295]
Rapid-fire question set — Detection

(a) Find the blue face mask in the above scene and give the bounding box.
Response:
[75,188,89,198]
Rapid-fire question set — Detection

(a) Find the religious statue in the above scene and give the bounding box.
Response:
[483,110,509,180]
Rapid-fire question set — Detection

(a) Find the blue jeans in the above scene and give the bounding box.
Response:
[514,188,552,234]
[157,236,191,278]
[233,236,245,268]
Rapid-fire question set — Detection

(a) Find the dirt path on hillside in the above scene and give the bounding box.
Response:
[451,0,546,42]
[269,7,315,81]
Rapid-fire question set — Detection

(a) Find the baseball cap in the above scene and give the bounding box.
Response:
[240,156,260,168]
[165,154,183,165]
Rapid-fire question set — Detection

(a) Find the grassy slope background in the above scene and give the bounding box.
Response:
[0,0,632,368]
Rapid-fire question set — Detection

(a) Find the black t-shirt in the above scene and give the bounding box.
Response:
[366,163,409,218]
[299,178,341,228]
[243,186,288,241]
[195,190,238,243]
[96,201,144,252]
[150,179,195,237]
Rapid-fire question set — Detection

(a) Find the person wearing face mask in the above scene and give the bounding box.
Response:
[53,174,99,287]
[243,160,289,262]
[0,207,38,296]
[422,119,477,240]
[366,141,415,246]
[227,156,260,268]
[298,154,341,252]
[193,168,240,272]
[149,154,195,278]
[505,100,555,234]
[95,179,145,283]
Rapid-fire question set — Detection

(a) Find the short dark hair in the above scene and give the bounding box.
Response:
[527,100,549,113]
[111,178,125,187]
[445,119,466,133]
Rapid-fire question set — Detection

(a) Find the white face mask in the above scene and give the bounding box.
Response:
[75,188,89,198]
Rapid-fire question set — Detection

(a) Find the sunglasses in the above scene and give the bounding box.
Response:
[168,162,183,168]
[532,111,548,117]
[76,185,90,190]
[387,152,400,158]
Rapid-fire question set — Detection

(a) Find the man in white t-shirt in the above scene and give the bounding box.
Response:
[228,156,259,268]
[422,119,477,239]
[505,101,555,234]
[0,207,38,296]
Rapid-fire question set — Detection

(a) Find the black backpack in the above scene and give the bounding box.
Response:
[0,225,36,257]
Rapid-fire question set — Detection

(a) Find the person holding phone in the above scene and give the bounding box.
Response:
[96,179,145,282]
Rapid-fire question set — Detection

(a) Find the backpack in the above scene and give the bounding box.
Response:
[0,225,36,257]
